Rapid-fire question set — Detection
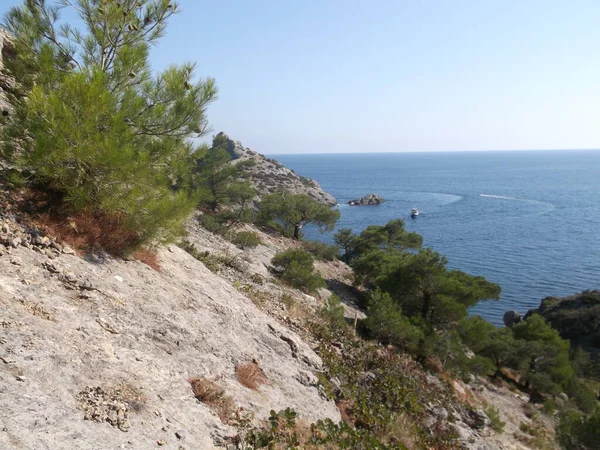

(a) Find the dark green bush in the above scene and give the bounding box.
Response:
[197,213,227,234]
[231,231,261,250]
[271,249,325,293]
[364,290,423,354]
[258,193,339,239]
[558,409,600,450]
[303,240,340,261]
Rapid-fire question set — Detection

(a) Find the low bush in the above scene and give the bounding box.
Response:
[486,406,506,433]
[303,240,340,261]
[179,241,221,273]
[321,294,347,331]
[271,249,326,293]
[197,213,227,234]
[234,408,390,450]
[231,231,261,250]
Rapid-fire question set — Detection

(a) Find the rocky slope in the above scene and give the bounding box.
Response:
[216,132,337,206]
[0,215,342,450]
[0,203,560,449]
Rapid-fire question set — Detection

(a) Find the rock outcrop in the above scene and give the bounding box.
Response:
[215,132,337,207]
[527,290,600,356]
[0,28,14,118]
[347,193,385,206]
[503,310,521,327]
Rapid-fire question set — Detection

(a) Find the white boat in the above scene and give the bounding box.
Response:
[411,208,419,217]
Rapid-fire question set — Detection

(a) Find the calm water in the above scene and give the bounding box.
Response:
[274,150,600,326]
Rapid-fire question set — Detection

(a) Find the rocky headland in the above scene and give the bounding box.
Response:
[215,132,336,207]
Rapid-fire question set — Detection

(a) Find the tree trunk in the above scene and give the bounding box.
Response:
[293,223,302,240]
[422,291,431,319]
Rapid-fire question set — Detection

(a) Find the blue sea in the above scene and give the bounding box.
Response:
[273,150,600,326]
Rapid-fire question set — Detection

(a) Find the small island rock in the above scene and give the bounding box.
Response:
[348,193,385,206]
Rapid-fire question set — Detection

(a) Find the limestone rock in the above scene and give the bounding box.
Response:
[0,238,340,449]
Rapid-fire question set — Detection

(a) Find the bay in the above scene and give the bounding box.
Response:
[274,150,600,326]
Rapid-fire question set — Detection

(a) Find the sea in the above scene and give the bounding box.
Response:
[273,150,600,326]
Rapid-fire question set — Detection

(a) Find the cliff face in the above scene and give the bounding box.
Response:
[216,132,337,206]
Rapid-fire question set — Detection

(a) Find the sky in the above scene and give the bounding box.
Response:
[3,1,600,154]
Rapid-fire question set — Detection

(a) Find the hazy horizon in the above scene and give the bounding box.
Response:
[265,147,600,156]
[3,0,600,154]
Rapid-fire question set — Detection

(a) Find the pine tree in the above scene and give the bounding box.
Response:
[258,192,340,239]
[2,0,217,248]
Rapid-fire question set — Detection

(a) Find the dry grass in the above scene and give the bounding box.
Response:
[133,249,161,272]
[376,413,421,450]
[189,377,236,424]
[235,361,268,391]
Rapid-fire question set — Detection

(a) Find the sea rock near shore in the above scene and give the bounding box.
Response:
[348,193,385,206]
[503,310,521,327]
[215,132,337,207]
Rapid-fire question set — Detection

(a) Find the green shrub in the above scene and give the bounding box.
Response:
[179,241,220,273]
[197,213,227,234]
[303,240,340,261]
[271,249,325,293]
[486,406,506,433]
[364,290,424,354]
[558,409,600,450]
[231,231,261,250]
[321,294,347,330]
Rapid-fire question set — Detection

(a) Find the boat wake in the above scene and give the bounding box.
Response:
[479,194,518,200]
[479,194,555,215]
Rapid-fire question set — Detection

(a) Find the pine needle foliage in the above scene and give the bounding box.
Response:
[2,0,217,249]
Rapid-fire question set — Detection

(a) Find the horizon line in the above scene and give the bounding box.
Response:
[265,148,600,156]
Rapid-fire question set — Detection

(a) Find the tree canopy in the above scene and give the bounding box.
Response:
[258,192,340,239]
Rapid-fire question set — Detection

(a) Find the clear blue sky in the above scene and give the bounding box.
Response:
[3,1,600,154]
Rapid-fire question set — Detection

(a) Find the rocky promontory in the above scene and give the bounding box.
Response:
[347,193,385,206]
[215,132,336,207]
[527,290,600,356]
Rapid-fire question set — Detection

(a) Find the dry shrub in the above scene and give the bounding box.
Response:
[189,377,236,424]
[13,187,141,256]
[377,413,420,450]
[235,361,268,391]
[36,210,140,256]
[336,399,355,426]
[133,249,161,272]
